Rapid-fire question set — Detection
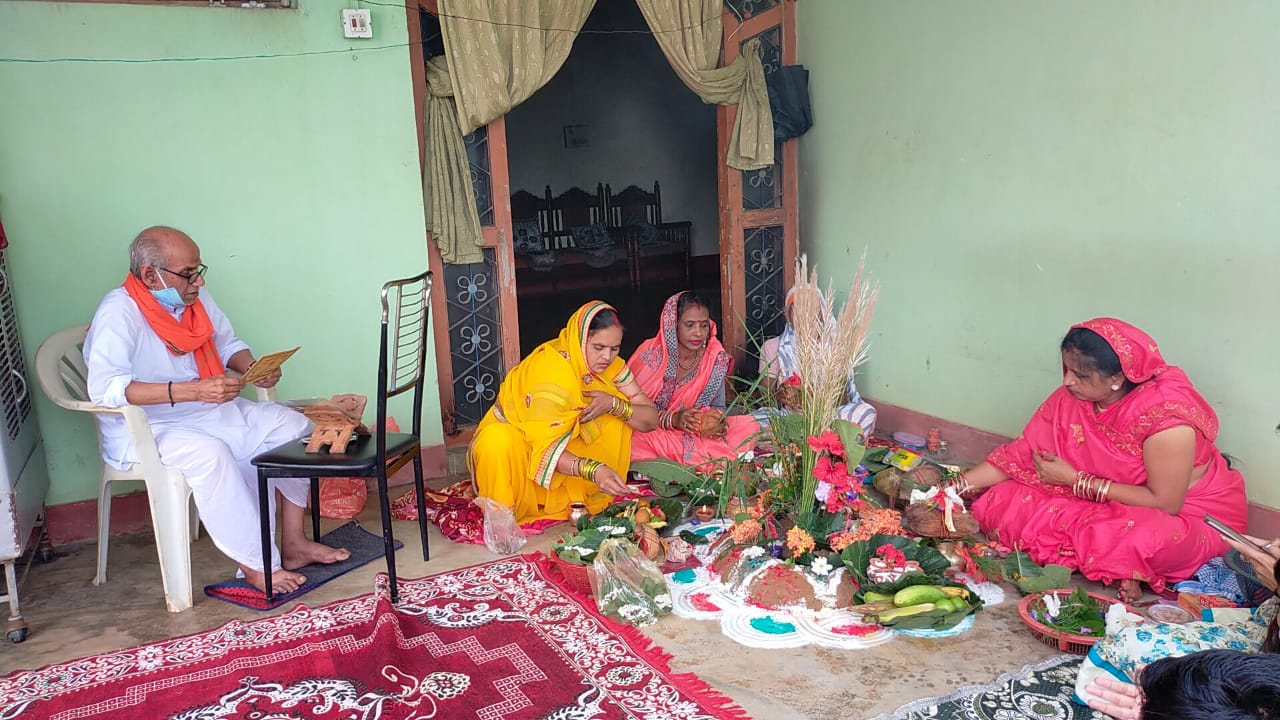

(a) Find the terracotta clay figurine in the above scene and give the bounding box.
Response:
[301,394,370,453]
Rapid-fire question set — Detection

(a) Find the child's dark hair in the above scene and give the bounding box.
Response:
[1140,649,1280,719]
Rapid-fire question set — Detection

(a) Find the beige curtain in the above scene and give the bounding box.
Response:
[425,56,484,265]
[635,0,774,170]
[441,0,596,135]
[425,0,595,263]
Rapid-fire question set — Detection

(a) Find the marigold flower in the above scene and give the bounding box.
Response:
[732,518,762,544]
[828,531,857,552]
[786,526,816,556]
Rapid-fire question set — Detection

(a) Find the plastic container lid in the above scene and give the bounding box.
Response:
[893,431,927,450]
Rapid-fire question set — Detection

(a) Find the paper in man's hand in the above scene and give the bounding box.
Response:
[241,346,300,385]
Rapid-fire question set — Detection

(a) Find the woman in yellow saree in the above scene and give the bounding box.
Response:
[470,301,659,523]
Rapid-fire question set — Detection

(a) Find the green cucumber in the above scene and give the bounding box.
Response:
[893,585,948,608]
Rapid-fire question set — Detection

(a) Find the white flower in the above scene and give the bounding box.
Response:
[810,557,833,577]
[770,461,784,477]
[739,450,756,462]
[597,524,628,536]
[617,604,651,622]
[1043,592,1062,620]
[814,480,832,502]
[741,546,766,560]
[654,593,672,610]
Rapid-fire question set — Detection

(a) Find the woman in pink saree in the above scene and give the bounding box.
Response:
[629,292,760,465]
[956,318,1248,602]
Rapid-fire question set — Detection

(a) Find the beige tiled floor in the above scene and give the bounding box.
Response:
[0,482,1067,719]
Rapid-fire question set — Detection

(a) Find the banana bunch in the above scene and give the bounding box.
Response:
[852,585,976,630]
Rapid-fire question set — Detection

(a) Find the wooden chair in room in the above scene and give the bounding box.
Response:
[547,184,607,249]
[510,189,552,251]
[605,181,691,291]
[605,181,663,227]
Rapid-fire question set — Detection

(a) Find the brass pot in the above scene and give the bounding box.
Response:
[936,541,965,570]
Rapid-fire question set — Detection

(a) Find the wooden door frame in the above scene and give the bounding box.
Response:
[408,0,521,437]
[717,1,798,367]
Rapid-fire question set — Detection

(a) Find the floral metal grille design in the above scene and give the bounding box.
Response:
[464,126,494,227]
[741,25,783,210]
[444,248,503,426]
[725,0,779,20]
[743,225,786,343]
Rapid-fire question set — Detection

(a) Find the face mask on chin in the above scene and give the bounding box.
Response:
[150,273,185,310]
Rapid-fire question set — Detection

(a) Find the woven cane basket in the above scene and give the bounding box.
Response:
[551,553,597,596]
[1018,590,1133,655]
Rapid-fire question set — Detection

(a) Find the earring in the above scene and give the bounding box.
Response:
[1110,384,1120,391]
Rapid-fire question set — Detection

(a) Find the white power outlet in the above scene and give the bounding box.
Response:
[341,9,373,39]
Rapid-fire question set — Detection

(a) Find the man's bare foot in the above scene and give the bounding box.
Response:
[282,539,351,571]
[1117,579,1143,603]
[241,565,307,595]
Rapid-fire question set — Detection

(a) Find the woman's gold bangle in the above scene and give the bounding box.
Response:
[579,458,602,482]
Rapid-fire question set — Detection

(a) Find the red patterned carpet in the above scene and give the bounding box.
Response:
[0,555,749,720]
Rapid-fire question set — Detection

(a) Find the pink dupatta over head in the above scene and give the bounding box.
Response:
[987,317,1221,492]
[629,293,733,410]
[628,292,759,465]
[973,318,1247,591]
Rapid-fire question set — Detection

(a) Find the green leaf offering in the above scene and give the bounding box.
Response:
[679,530,711,546]
[840,534,952,592]
[1039,587,1105,637]
[1002,551,1073,595]
[630,459,700,498]
[832,418,868,469]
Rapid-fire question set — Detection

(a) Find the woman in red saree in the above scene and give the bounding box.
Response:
[957,318,1248,601]
[628,292,760,465]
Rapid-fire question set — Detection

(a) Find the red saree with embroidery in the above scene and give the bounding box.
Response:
[628,293,759,465]
[971,318,1248,593]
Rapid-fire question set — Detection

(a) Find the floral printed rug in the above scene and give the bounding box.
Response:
[1,556,749,720]
[872,655,1109,720]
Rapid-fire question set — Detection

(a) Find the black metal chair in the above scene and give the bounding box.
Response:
[251,271,433,603]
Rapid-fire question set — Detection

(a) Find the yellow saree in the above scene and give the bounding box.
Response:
[470,301,636,523]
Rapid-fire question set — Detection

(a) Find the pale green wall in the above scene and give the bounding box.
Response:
[0,0,440,507]
[797,1,1280,507]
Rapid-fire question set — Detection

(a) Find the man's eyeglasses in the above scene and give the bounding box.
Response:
[158,264,208,283]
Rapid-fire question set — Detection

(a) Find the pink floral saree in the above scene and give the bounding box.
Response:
[628,293,759,465]
[971,318,1248,593]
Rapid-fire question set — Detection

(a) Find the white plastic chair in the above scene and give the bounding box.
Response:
[34,325,274,612]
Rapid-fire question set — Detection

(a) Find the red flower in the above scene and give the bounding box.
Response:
[813,455,836,482]
[807,431,844,457]
[783,373,802,387]
[875,543,908,568]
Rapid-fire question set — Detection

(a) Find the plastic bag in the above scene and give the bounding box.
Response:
[475,496,527,554]
[316,415,400,520]
[319,477,368,519]
[590,538,672,626]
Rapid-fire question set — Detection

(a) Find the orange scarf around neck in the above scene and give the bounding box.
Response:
[123,274,226,379]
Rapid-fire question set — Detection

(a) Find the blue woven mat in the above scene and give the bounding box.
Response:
[203,521,403,610]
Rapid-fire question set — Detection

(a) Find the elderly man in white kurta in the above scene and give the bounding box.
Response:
[84,225,349,595]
